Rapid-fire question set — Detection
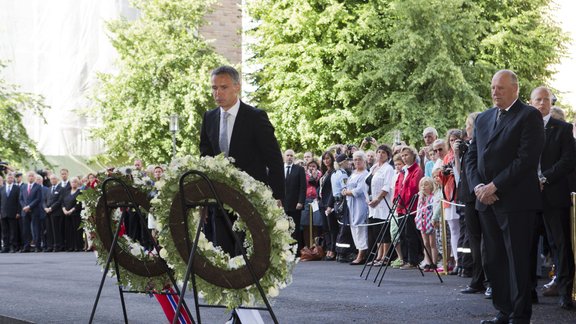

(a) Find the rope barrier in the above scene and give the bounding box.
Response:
[334,199,464,227]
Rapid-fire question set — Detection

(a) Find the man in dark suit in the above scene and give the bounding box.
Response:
[19,171,44,252]
[282,149,306,253]
[43,174,64,252]
[466,70,545,324]
[1,173,21,253]
[529,86,575,310]
[199,65,285,255]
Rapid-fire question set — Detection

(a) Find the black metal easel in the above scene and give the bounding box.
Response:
[366,194,443,287]
[89,177,192,323]
[171,170,279,324]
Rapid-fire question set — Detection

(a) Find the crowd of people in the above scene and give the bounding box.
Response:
[0,160,164,254]
[280,77,575,321]
[1,67,574,323]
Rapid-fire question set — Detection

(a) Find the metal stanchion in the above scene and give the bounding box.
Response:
[440,206,448,275]
[571,193,576,301]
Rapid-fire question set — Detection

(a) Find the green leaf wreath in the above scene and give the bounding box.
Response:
[152,155,297,309]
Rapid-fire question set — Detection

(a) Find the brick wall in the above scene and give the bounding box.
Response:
[199,0,242,65]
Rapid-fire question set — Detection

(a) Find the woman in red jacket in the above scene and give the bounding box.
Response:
[393,146,424,269]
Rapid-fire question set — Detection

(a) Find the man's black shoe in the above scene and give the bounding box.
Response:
[480,313,508,324]
[531,289,539,304]
[560,296,574,310]
[461,286,485,294]
[484,287,492,299]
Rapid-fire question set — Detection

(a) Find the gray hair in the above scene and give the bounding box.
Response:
[211,65,240,85]
[494,69,518,85]
[550,106,566,121]
[352,150,366,161]
[422,127,438,137]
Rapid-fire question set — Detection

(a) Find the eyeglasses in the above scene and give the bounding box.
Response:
[433,148,444,153]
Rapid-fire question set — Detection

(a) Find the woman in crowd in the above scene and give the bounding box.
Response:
[319,152,337,260]
[87,173,98,189]
[301,160,322,247]
[424,147,436,178]
[366,145,394,266]
[389,153,406,268]
[393,146,424,270]
[439,129,464,275]
[415,177,438,271]
[342,151,369,265]
[62,177,84,252]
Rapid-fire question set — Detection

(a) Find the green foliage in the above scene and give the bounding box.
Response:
[89,0,227,165]
[247,0,568,149]
[0,61,48,168]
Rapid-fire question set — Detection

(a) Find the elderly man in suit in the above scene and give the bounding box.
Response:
[529,86,576,310]
[199,65,285,256]
[43,174,64,252]
[1,173,21,253]
[466,70,545,324]
[19,171,44,252]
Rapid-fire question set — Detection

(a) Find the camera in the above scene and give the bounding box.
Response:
[442,162,454,176]
[455,140,469,157]
[0,161,8,174]
[364,137,373,143]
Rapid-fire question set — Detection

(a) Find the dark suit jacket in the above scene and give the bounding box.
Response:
[199,101,285,200]
[43,185,63,216]
[540,117,576,208]
[0,184,21,219]
[466,100,545,213]
[19,183,43,217]
[283,164,306,212]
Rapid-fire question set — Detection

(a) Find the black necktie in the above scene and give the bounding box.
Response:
[495,109,506,128]
[52,186,56,194]
[285,165,291,178]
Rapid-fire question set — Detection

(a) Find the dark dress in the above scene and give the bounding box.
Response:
[61,190,84,251]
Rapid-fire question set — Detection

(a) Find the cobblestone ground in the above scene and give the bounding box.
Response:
[0,253,574,323]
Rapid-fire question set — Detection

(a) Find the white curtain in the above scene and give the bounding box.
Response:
[0,0,139,156]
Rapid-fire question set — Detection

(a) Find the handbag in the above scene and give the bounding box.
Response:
[300,237,325,261]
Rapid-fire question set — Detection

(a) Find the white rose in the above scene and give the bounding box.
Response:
[159,248,168,259]
[275,218,290,232]
[155,180,166,190]
[130,245,142,257]
[268,286,279,297]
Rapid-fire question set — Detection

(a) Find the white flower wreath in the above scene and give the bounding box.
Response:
[80,168,171,291]
[152,155,297,309]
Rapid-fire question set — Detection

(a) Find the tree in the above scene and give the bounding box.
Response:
[0,61,48,169]
[90,0,226,165]
[246,0,568,149]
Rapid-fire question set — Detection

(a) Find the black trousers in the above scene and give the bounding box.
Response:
[204,207,243,257]
[464,201,485,289]
[1,218,18,250]
[480,208,535,322]
[286,210,303,254]
[64,214,84,251]
[541,207,574,299]
[529,214,545,290]
[20,213,32,249]
[321,207,339,252]
[47,212,64,250]
[399,214,423,266]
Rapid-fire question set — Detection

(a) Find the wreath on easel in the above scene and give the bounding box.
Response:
[80,168,172,291]
[151,155,298,309]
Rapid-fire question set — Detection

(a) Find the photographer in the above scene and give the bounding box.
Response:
[456,112,487,294]
[438,129,464,275]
